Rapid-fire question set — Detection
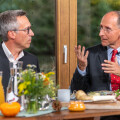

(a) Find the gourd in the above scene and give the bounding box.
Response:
[0,102,20,117]
[68,101,86,111]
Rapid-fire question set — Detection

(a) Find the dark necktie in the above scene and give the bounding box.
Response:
[111,49,120,91]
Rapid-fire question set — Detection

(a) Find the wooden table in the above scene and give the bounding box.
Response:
[1,109,120,120]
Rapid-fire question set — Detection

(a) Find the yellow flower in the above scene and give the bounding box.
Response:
[18,83,26,93]
[18,64,57,99]
[24,90,29,94]
[27,64,31,67]
[26,81,31,85]
[45,72,55,77]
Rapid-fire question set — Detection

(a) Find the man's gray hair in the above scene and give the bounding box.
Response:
[0,10,26,42]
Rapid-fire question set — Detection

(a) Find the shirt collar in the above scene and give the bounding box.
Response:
[107,46,120,55]
[2,42,24,62]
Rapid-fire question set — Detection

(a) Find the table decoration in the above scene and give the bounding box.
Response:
[0,106,68,117]
[52,100,62,111]
[0,102,20,117]
[18,64,57,114]
[68,101,86,112]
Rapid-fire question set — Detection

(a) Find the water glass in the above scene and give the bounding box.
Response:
[16,61,23,73]
[58,89,70,102]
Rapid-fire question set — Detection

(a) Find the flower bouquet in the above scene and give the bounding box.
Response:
[18,64,57,113]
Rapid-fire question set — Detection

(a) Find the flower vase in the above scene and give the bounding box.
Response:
[25,96,38,114]
[38,95,50,111]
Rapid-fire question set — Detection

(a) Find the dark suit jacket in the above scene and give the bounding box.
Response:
[0,43,40,97]
[70,44,110,93]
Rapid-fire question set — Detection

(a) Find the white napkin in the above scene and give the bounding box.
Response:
[93,95,116,101]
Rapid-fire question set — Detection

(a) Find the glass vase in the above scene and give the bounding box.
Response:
[25,96,38,114]
[38,95,51,111]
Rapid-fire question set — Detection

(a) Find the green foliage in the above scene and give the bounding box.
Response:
[18,64,56,99]
[1,0,120,60]
[77,0,120,48]
[0,0,55,55]
[115,89,120,97]
[90,0,112,46]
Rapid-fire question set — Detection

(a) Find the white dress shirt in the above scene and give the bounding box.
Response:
[2,42,24,99]
[2,42,24,63]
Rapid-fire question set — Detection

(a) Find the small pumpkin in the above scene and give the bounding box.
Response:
[68,101,86,112]
[0,102,20,117]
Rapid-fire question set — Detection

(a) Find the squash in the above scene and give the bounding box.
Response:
[68,101,86,112]
[0,102,20,117]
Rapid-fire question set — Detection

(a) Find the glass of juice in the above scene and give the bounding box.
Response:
[0,71,5,105]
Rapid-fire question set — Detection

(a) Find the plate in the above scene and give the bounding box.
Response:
[75,100,93,103]
[75,95,116,103]
[87,90,114,96]
[71,90,116,103]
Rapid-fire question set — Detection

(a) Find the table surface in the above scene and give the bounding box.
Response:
[1,109,120,120]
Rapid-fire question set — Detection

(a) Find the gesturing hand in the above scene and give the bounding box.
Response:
[75,45,89,71]
[101,57,120,76]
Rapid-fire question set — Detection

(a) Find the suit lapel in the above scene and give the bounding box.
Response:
[0,43,9,69]
[98,46,110,89]
[0,43,10,96]
[98,46,107,64]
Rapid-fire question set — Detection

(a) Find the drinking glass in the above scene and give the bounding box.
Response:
[9,61,25,111]
[58,89,70,102]
[9,62,16,77]
[16,61,24,111]
[6,62,19,103]
[16,61,23,74]
[9,61,23,95]
[0,71,5,105]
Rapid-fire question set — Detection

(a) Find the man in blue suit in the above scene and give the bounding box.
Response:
[0,10,40,97]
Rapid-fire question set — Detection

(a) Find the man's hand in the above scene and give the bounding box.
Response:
[75,45,89,71]
[101,57,120,76]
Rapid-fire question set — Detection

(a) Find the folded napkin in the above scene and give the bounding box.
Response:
[93,95,116,101]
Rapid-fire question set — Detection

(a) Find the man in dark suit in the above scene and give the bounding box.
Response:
[70,11,120,120]
[0,10,40,98]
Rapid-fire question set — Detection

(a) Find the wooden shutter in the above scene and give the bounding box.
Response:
[55,0,77,88]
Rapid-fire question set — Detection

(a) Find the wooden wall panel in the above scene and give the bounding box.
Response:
[56,0,77,88]
[56,0,61,87]
[69,0,77,83]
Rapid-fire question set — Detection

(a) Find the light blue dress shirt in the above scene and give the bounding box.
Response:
[77,46,120,90]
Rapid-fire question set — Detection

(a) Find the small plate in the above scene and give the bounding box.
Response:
[74,100,93,103]
[87,91,114,96]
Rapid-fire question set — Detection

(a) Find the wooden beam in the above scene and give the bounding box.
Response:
[56,0,77,88]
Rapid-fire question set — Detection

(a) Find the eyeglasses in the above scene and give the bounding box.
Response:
[13,26,31,34]
[98,26,119,34]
